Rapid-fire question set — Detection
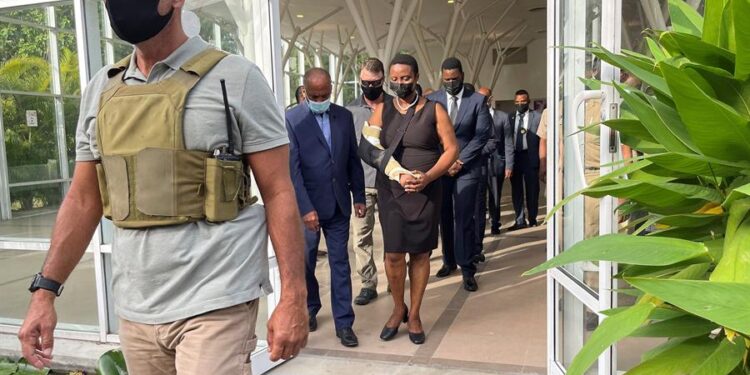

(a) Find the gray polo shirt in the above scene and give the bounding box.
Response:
[347,94,390,188]
[75,36,288,324]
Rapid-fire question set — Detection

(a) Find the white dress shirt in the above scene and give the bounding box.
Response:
[447,87,464,117]
[514,110,530,151]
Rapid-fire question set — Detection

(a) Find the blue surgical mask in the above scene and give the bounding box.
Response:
[307,98,331,114]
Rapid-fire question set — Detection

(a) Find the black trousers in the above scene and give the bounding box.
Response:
[511,150,540,226]
[440,175,479,278]
[475,169,504,253]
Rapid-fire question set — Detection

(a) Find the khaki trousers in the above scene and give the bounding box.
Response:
[351,188,378,290]
[119,300,259,375]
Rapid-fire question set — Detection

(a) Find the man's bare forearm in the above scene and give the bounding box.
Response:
[263,188,306,301]
[41,162,102,287]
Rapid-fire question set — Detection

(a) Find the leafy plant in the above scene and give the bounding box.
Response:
[0,357,50,375]
[526,0,750,373]
[96,350,126,375]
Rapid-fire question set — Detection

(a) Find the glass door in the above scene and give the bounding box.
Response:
[547,0,620,373]
[0,0,284,373]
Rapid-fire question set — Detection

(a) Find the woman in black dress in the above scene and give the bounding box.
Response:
[368,54,458,344]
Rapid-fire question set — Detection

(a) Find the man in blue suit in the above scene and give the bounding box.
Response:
[427,58,491,292]
[286,68,366,347]
[508,89,543,230]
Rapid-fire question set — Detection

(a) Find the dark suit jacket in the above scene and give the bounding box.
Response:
[427,88,491,179]
[286,103,365,220]
[489,109,515,175]
[509,110,542,169]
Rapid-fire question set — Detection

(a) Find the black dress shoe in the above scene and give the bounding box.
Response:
[309,315,317,332]
[409,331,426,345]
[380,306,408,341]
[490,226,501,235]
[336,327,359,347]
[436,265,457,278]
[463,276,478,292]
[354,288,378,305]
[529,221,539,227]
[508,223,528,231]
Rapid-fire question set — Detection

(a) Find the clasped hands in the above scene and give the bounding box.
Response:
[399,171,429,193]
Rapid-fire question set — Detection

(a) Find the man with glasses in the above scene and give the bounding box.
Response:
[345,58,391,305]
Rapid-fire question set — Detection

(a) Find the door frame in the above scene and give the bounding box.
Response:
[546,0,622,373]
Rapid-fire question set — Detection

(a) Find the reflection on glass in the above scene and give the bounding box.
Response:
[0,250,98,330]
[559,0,602,292]
[615,278,667,371]
[559,286,598,374]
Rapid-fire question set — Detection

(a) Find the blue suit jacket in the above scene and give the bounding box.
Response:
[286,103,365,220]
[427,88,491,178]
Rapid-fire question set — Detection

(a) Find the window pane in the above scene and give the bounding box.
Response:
[4,183,62,239]
[0,250,98,331]
[3,94,60,184]
[558,286,598,374]
[0,23,51,94]
[55,2,76,31]
[63,97,80,172]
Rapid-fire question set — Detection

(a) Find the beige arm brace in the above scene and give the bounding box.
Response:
[362,122,414,181]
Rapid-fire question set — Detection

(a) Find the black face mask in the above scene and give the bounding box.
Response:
[361,85,383,101]
[106,0,174,45]
[389,81,415,99]
[516,103,530,113]
[443,79,463,96]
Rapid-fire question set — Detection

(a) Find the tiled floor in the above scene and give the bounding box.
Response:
[270,194,548,374]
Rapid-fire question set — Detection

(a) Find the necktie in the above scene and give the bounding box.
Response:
[515,112,526,151]
[449,96,458,123]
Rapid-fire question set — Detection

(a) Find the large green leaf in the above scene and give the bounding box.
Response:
[644,94,700,153]
[615,84,692,153]
[97,349,128,375]
[691,337,746,375]
[567,303,656,375]
[668,0,704,37]
[584,179,722,215]
[524,235,710,275]
[711,199,750,283]
[630,315,717,338]
[732,0,750,80]
[626,278,750,335]
[660,32,735,73]
[591,44,671,97]
[602,119,658,143]
[625,336,718,375]
[645,152,750,177]
[656,213,723,228]
[681,63,750,118]
[702,0,729,47]
[659,61,750,162]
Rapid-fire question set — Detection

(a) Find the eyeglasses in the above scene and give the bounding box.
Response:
[361,79,383,88]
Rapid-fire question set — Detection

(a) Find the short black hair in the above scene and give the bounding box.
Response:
[515,89,530,98]
[390,53,419,76]
[362,58,385,75]
[294,85,304,103]
[441,57,463,73]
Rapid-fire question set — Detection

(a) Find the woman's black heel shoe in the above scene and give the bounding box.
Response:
[380,306,408,341]
[408,331,426,345]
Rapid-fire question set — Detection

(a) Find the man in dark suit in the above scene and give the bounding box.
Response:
[286,68,366,347]
[508,89,542,230]
[427,58,490,292]
[474,87,514,262]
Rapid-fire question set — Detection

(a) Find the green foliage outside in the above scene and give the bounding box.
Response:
[0,6,80,212]
[527,0,750,373]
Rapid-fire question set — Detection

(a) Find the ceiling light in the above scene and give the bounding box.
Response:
[296,14,304,18]
[448,0,454,3]
[350,36,355,39]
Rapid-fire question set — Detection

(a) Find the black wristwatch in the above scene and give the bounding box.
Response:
[28,273,64,297]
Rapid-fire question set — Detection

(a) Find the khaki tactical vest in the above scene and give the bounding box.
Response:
[95,48,256,229]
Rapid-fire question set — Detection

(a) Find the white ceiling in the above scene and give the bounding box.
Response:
[280,0,547,55]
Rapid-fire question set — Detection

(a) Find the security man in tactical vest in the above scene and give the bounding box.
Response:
[18,1,308,373]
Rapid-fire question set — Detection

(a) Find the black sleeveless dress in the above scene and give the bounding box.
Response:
[376,98,443,253]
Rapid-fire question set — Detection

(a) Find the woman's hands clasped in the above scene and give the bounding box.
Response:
[400,171,430,193]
